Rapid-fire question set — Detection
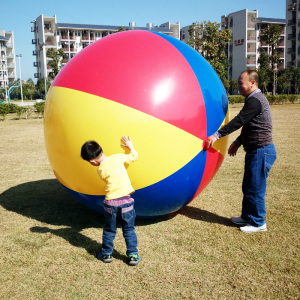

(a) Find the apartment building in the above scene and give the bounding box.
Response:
[285,0,300,67]
[0,30,16,88]
[31,14,180,80]
[221,9,285,80]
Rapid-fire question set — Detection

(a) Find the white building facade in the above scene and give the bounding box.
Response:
[285,0,300,67]
[221,9,285,80]
[0,30,16,88]
[31,14,180,80]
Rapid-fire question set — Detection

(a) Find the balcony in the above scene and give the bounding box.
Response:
[288,19,296,26]
[221,22,228,28]
[277,41,284,47]
[31,26,36,32]
[288,3,297,10]
[44,29,54,34]
[33,50,38,56]
[32,39,37,44]
[247,23,256,29]
[247,47,256,53]
[247,59,256,65]
[34,73,39,78]
[288,33,296,40]
[288,48,296,54]
[33,62,38,67]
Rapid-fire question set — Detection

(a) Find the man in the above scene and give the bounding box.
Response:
[205,70,276,233]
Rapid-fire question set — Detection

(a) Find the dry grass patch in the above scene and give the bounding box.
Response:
[0,105,299,299]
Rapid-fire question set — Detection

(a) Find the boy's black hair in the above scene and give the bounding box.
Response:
[81,140,103,161]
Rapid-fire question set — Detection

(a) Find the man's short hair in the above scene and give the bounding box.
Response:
[81,140,102,161]
[243,70,259,85]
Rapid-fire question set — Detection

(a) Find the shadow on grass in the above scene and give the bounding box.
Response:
[178,205,233,227]
[0,179,128,262]
[0,179,232,261]
[0,179,172,262]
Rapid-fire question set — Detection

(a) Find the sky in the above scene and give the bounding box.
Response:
[1,0,285,81]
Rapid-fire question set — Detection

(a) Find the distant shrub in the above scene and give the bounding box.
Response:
[34,102,45,118]
[228,95,244,104]
[289,94,298,104]
[8,104,18,113]
[0,104,10,120]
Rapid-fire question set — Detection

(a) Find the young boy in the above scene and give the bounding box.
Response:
[81,136,140,266]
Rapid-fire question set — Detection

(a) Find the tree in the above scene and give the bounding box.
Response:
[259,24,283,95]
[22,78,37,100]
[257,51,271,93]
[284,66,300,94]
[229,79,238,95]
[36,77,51,97]
[188,21,231,86]
[276,74,289,94]
[46,48,65,79]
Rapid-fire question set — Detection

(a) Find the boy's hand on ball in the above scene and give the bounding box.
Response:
[121,136,134,150]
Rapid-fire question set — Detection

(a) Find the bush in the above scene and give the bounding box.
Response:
[8,104,18,113]
[0,104,10,120]
[289,94,298,104]
[266,95,276,105]
[15,106,24,119]
[34,101,45,118]
[228,95,244,104]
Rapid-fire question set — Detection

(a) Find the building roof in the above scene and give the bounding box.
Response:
[57,22,172,33]
[257,17,286,24]
[0,35,9,42]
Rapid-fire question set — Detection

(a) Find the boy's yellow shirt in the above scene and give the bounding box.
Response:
[97,149,138,200]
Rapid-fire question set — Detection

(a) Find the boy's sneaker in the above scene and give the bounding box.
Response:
[128,254,141,266]
[97,252,112,263]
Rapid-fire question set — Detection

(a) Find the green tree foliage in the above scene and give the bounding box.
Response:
[257,51,272,93]
[277,74,289,94]
[36,77,51,97]
[22,78,37,100]
[46,48,65,79]
[229,79,238,95]
[187,21,231,86]
[281,66,300,94]
[259,24,284,95]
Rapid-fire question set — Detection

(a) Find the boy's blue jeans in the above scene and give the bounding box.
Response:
[241,144,277,227]
[101,196,138,256]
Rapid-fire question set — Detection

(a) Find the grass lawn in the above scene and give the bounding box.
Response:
[0,104,299,299]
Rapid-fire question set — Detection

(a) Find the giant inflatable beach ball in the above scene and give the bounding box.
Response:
[44,30,229,218]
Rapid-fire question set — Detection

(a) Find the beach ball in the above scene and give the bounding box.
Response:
[44,30,229,218]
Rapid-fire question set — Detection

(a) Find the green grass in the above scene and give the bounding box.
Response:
[0,104,299,299]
